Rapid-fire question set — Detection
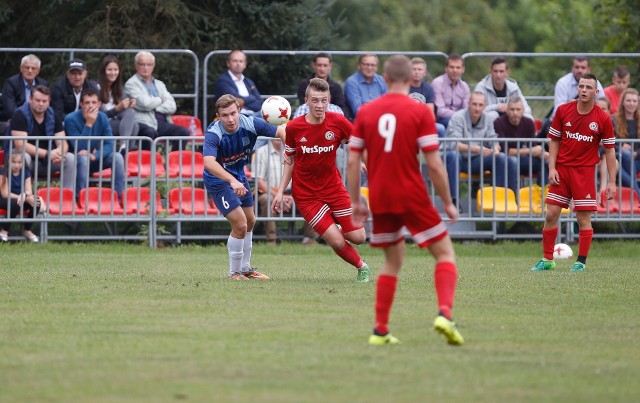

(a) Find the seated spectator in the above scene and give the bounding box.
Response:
[254,138,318,244]
[10,85,76,190]
[297,52,347,113]
[0,149,46,242]
[432,54,470,128]
[613,88,640,197]
[444,91,518,206]
[344,54,387,118]
[2,54,49,122]
[214,50,263,116]
[494,96,548,187]
[124,51,190,151]
[553,56,604,117]
[97,55,139,153]
[603,66,630,115]
[51,59,99,122]
[409,57,445,138]
[64,88,125,199]
[474,57,533,122]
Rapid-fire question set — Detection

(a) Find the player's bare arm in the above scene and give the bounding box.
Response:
[271,154,294,214]
[203,155,247,197]
[347,149,368,227]
[425,149,458,223]
[547,140,560,185]
[603,147,617,200]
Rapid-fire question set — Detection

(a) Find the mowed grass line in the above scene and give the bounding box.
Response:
[1,241,639,402]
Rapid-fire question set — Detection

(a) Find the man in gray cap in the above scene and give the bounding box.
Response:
[51,58,98,121]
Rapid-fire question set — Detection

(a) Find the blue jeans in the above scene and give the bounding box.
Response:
[445,151,518,201]
[76,152,125,198]
[509,155,549,187]
[618,150,640,197]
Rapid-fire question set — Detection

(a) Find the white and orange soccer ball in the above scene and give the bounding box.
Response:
[261,96,291,125]
[553,243,573,259]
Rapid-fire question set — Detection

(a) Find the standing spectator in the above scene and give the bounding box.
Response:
[297,52,347,112]
[10,85,76,190]
[51,59,99,122]
[474,57,533,121]
[124,51,190,151]
[348,54,463,346]
[64,88,125,199]
[344,54,387,118]
[97,55,139,153]
[531,73,616,272]
[271,78,371,282]
[493,96,548,186]
[214,50,263,116]
[2,54,48,121]
[613,88,640,197]
[603,66,630,116]
[553,56,604,116]
[409,57,445,138]
[444,92,518,206]
[0,150,45,242]
[432,54,470,128]
[203,94,286,280]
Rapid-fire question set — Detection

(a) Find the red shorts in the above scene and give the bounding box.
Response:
[370,206,448,248]
[295,189,362,236]
[546,165,597,211]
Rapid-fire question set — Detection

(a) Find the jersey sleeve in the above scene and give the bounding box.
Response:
[350,118,366,152]
[284,123,296,156]
[203,130,221,158]
[338,115,355,143]
[418,108,439,152]
[600,112,616,149]
[548,104,564,141]
[252,117,278,138]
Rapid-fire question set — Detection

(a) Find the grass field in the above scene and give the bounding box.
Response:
[1,240,639,402]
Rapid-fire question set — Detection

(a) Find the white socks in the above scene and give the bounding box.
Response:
[227,235,244,275]
[241,231,253,272]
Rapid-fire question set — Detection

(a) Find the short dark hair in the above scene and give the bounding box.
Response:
[31,85,50,98]
[446,54,463,66]
[80,87,100,102]
[313,52,332,63]
[580,73,598,85]
[573,56,590,66]
[305,77,330,98]
[491,57,508,69]
[613,66,630,79]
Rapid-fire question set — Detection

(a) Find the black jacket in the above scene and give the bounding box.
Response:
[1,74,49,121]
[50,76,98,122]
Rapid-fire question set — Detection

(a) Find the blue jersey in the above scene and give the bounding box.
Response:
[203,114,277,187]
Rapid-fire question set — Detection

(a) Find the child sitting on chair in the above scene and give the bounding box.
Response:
[0,150,46,242]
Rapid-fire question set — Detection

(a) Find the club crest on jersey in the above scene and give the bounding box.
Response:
[325,131,336,141]
[242,135,250,146]
[589,122,598,131]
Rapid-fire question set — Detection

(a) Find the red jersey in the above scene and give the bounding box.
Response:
[351,93,439,214]
[549,100,615,167]
[285,112,351,200]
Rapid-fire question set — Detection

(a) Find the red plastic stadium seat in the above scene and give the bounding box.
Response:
[613,187,640,214]
[37,187,85,215]
[126,150,166,178]
[122,187,171,215]
[91,168,112,178]
[78,187,124,215]
[0,150,4,164]
[168,187,218,215]
[171,114,204,137]
[167,150,204,178]
[534,118,542,132]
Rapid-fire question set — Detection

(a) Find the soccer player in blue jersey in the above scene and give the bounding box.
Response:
[203,94,286,280]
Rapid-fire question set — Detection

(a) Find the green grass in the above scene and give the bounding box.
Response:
[1,241,639,402]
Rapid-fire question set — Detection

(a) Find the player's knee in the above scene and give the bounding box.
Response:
[346,229,366,245]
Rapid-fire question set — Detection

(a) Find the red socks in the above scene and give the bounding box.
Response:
[578,228,593,259]
[374,275,397,335]
[335,242,364,268]
[434,261,457,320]
[542,227,559,260]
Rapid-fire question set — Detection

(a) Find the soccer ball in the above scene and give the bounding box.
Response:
[261,96,291,125]
[553,243,573,259]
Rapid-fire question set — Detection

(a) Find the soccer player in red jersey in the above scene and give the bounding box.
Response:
[271,78,371,282]
[348,54,464,346]
[531,73,617,272]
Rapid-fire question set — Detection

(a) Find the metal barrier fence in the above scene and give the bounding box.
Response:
[2,136,639,246]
